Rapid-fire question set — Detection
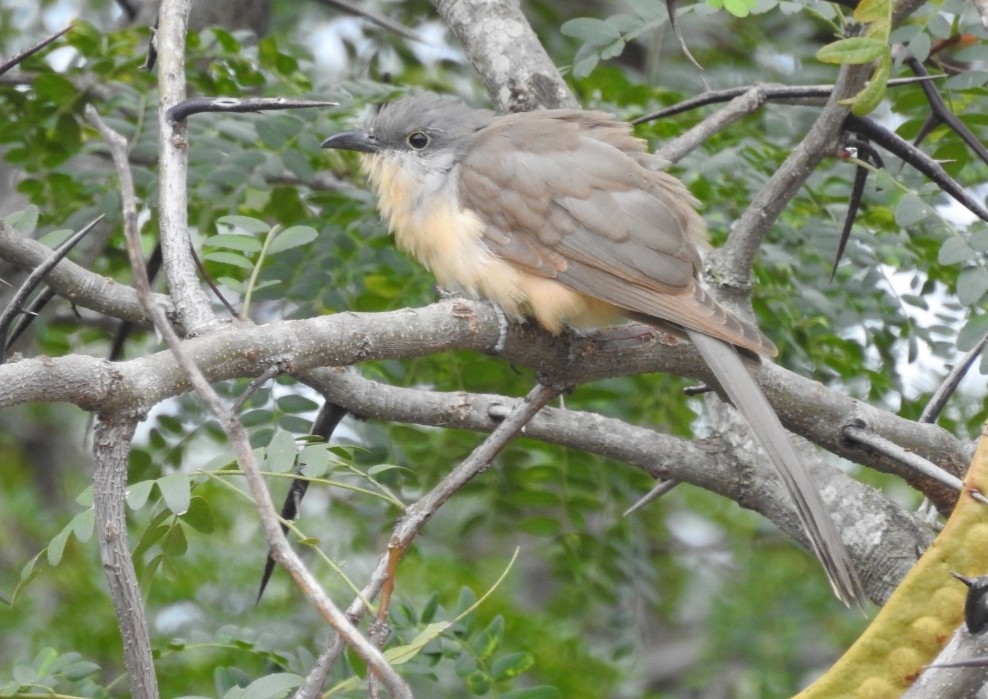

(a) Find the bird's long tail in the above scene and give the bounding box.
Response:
[688,330,865,606]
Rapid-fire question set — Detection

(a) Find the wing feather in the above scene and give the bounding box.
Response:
[459,110,776,356]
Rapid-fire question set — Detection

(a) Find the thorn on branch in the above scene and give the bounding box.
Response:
[919,329,988,425]
[631,77,940,125]
[832,138,884,278]
[904,55,988,169]
[0,22,73,77]
[842,420,964,492]
[624,479,680,517]
[843,114,988,224]
[165,97,339,123]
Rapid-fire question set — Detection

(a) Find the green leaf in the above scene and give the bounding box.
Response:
[849,50,891,115]
[157,472,192,515]
[599,38,627,61]
[264,429,298,473]
[606,14,645,34]
[627,0,665,21]
[4,205,40,235]
[970,229,988,252]
[572,44,600,78]
[276,395,320,413]
[939,237,975,265]
[47,522,73,566]
[501,687,562,699]
[241,673,302,699]
[853,0,890,23]
[161,525,188,556]
[471,616,504,660]
[181,496,215,534]
[420,593,440,623]
[367,463,404,476]
[816,37,887,65]
[722,0,756,18]
[466,670,491,694]
[958,267,988,305]
[958,314,988,351]
[126,480,156,510]
[454,651,478,677]
[518,516,561,536]
[894,192,929,227]
[491,651,535,680]
[267,225,318,254]
[299,444,332,477]
[70,508,95,543]
[133,523,169,560]
[217,215,271,235]
[204,233,264,253]
[384,621,451,664]
[203,251,255,270]
[561,17,622,46]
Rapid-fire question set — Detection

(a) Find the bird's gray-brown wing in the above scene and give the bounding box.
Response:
[458,110,776,356]
[458,110,865,604]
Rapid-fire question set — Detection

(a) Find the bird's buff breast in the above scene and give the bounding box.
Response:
[361,154,619,333]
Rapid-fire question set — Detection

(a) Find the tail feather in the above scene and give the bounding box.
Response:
[688,330,865,606]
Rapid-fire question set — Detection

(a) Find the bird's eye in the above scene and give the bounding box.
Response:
[407,131,430,149]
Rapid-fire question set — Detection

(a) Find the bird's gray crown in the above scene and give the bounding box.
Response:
[367,93,495,157]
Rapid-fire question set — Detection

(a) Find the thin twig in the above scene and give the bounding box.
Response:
[310,0,422,41]
[623,479,680,517]
[654,86,766,164]
[5,286,55,351]
[88,89,413,699]
[84,104,160,699]
[189,242,240,318]
[664,0,703,71]
[832,139,884,278]
[717,64,874,293]
[919,330,988,424]
[0,219,173,326]
[256,400,348,602]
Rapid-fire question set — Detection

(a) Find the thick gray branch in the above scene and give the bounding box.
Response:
[431,0,576,111]
[92,416,158,699]
[156,0,220,334]
[0,299,970,491]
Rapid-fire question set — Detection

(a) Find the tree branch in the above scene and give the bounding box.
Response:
[431,0,576,111]
[715,63,874,297]
[0,298,970,503]
[156,0,220,335]
[0,220,173,327]
[92,416,157,699]
[295,381,563,696]
[301,367,929,603]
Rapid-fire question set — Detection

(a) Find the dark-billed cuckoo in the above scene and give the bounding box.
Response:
[321,93,864,605]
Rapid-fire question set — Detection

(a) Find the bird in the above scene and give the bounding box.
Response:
[320,92,864,605]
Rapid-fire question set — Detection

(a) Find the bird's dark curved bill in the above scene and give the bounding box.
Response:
[321,130,378,153]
